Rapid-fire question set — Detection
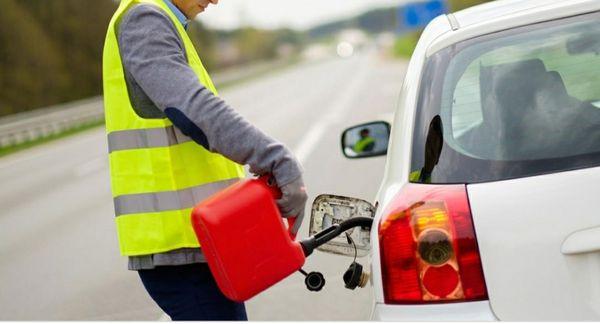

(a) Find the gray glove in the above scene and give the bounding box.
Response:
[276,176,308,235]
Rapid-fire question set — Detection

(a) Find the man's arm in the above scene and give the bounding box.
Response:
[117,5,306,219]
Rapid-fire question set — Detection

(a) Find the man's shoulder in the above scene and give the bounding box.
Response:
[119,3,173,32]
[125,3,169,18]
[117,2,184,58]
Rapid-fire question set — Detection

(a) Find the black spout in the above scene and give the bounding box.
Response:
[300,217,373,257]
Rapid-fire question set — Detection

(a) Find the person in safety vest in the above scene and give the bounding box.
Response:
[353,128,376,153]
[103,0,307,320]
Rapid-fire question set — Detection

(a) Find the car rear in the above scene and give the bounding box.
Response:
[373,3,600,321]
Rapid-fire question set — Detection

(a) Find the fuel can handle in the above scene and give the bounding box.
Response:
[260,174,298,241]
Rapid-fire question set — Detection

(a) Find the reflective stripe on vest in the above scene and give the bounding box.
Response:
[103,0,245,256]
[114,178,238,216]
[107,126,192,153]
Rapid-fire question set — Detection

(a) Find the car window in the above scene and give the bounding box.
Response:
[411,12,600,184]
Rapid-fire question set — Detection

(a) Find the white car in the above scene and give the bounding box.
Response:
[309,0,600,321]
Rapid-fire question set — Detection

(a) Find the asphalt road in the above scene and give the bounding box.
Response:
[0,49,406,320]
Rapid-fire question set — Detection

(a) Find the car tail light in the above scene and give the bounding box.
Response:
[379,183,488,304]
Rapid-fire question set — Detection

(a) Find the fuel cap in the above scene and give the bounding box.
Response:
[304,271,325,292]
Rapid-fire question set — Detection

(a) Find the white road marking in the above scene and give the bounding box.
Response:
[293,55,373,164]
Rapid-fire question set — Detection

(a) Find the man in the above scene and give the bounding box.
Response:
[353,128,376,153]
[102,0,307,320]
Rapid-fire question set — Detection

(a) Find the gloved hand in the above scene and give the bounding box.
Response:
[276,176,308,235]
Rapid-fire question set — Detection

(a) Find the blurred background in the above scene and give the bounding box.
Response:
[0,0,492,320]
[0,0,490,120]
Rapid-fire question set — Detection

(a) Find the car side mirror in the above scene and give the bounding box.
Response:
[309,194,375,257]
[341,121,391,159]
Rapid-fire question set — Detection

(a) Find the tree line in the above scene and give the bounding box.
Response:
[0,0,492,118]
[0,0,305,118]
[0,0,118,117]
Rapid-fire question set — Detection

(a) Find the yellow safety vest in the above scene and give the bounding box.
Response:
[353,136,376,153]
[409,170,432,183]
[103,0,245,256]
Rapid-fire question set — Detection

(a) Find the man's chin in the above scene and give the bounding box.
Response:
[189,9,203,18]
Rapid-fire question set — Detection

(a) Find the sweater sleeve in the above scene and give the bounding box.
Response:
[117,4,302,186]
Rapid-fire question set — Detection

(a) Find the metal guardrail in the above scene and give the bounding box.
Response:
[0,97,105,148]
[0,57,300,150]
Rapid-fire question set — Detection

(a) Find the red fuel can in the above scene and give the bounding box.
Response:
[191,176,306,302]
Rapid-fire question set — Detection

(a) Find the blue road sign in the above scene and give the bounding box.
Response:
[398,0,448,31]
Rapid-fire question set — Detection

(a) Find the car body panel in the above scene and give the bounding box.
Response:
[371,301,498,321]
[468,166,600,320]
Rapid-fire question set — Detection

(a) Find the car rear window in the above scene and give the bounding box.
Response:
[410,11,600,184]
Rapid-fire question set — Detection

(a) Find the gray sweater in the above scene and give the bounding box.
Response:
[117,4,302,270]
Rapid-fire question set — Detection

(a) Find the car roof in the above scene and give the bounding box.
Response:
[452,0,591,29]
[424,0,600,56]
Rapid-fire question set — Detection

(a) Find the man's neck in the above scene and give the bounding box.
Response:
[163,0,189,28]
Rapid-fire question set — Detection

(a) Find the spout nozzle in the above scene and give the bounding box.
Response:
[301,217,374,257]
[300,237,316,257]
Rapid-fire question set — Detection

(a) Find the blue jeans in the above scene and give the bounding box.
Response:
[138,263,248,321]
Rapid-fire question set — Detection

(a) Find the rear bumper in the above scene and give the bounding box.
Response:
[371,300,498,321]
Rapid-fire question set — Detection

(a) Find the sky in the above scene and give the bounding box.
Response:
[199,0,406,30]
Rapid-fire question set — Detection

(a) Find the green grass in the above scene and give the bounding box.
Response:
[0,120,105,158]
[393,33,420,59]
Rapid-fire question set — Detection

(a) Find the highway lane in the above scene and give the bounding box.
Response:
[0,48,406,320]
